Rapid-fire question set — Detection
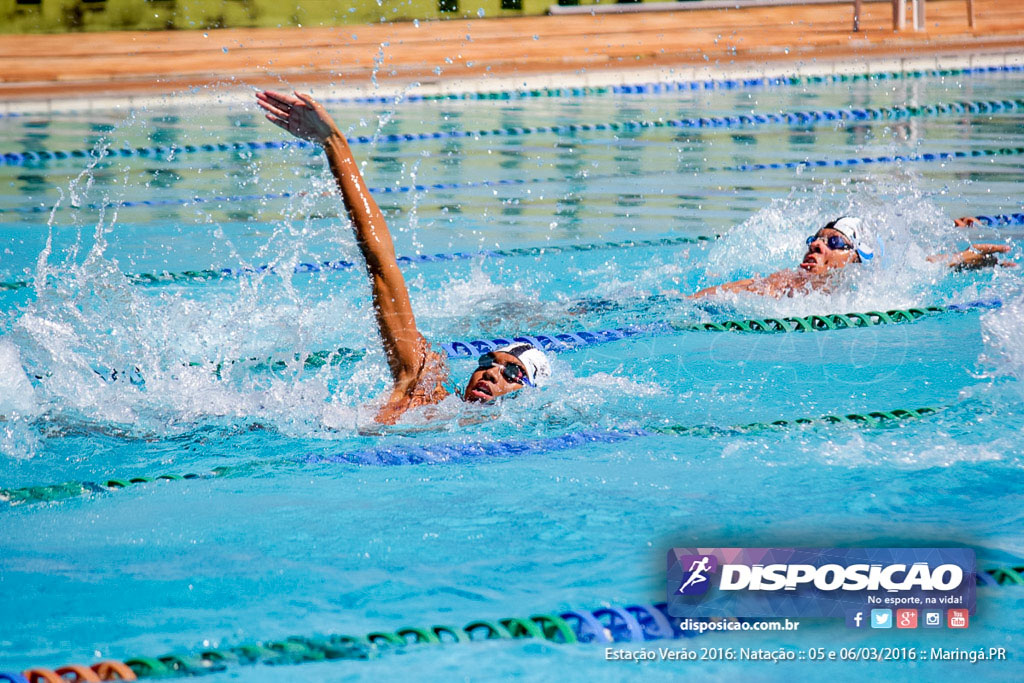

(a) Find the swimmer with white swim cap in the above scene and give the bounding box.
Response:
[690,215,1014,299]
[256,91,551,424]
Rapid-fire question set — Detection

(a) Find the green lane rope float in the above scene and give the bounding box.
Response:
[4,96,1024,168]
[11,568,1024,680]
[0,235,712,293]
[0,405,944,507]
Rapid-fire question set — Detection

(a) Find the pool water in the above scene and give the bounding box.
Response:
[1,70,1023,679]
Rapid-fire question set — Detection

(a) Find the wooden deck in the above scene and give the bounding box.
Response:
[0,0,1022,102]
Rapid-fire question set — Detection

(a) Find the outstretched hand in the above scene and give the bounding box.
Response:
[945,243,1017,270]
[256,90,339,143]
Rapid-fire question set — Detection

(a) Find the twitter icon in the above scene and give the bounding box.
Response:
[871,609,893,629]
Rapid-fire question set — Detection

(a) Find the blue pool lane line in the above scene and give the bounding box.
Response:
[2,97,1023,168]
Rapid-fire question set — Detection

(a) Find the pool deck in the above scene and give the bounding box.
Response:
[1,0,1023,110]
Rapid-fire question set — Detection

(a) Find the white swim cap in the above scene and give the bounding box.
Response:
[487,343,552,387]
[823,216,874,261]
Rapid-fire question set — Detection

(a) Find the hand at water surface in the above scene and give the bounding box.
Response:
[256,91,339,143]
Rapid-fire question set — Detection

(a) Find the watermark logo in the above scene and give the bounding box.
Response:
[666,548,975,622]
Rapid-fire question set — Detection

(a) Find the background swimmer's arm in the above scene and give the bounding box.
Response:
[928,243,1017,270]
[954,216,980,228]
[257,91,427,387]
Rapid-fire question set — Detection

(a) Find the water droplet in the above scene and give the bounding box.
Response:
[477,8,485,17]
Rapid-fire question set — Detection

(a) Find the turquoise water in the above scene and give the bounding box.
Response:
[1,71,1023,679]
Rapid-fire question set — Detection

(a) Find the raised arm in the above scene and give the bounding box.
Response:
[257,91,427,387]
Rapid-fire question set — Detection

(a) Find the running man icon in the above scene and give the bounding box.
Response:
[678,556,714,595]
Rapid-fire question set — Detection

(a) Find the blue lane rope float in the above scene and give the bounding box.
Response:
[0,235,713,292]
[15,564,1024,679]
[2,97,1023,168]
[0,405,946,506]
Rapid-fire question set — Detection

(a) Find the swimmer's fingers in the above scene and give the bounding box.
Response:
[258,90,301,110]
[256,95,290,120]
[954,216,980,228]
[256,91,297,132]
[999,260,1019,268]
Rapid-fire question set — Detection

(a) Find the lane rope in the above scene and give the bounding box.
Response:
[3,208,1022,292]
[74,299,1003,389]
[13,566,1024,679]
[1,404,946,506]
[3,144,1022,223]
[1,63,1021,122]
[77,300,999,388]
[0,235,713,292]
[438,301,1001,358]
[3,202,1021,293]
[2,97,1022,168]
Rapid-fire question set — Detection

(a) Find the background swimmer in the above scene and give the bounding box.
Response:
[689,215,1015,299]
[256,91,551,424]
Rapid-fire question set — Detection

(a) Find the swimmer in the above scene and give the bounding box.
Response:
[689,215,1015,299]
[256,91,551,424]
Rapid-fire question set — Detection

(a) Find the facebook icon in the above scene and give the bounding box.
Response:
[846,610,866,628]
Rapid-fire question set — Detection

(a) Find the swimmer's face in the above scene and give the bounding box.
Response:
[463,351,529,403]
[800,228,860,274]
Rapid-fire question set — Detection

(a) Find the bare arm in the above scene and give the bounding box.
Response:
[688,270,811,300]
[688,277,761,300]
[257,91,426,387]
[928,243,1017,270]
